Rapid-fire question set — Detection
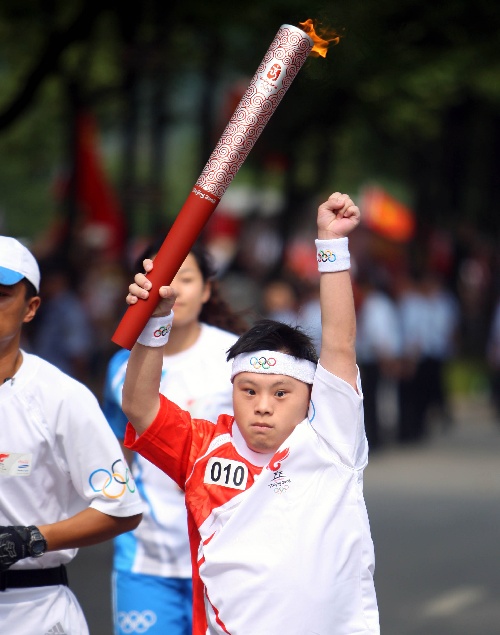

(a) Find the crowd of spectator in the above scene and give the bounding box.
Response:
[19,207,500,454]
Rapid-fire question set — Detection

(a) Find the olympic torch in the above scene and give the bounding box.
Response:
[112,21,337,349]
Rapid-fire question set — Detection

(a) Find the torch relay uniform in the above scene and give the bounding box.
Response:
[103,323,238,635]
[0,352,144,635]
[125,361,380,635]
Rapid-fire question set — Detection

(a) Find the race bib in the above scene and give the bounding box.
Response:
[204,457,248,490]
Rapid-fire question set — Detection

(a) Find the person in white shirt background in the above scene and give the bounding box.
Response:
[0,236,143,635]
[395,270,459,443]
[356,268,402,449]
[102,239,248,635]
[418,272,460,429]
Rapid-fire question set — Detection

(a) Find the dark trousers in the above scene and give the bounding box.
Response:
[397,356,450,442]
[397,360,427,443]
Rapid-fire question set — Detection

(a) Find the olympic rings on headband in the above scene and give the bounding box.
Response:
[249,356,277,370]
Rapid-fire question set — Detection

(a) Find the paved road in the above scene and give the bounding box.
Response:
[68,396,500,634]
[365,397,500,635]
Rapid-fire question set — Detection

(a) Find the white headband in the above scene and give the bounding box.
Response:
[230,350,316,384]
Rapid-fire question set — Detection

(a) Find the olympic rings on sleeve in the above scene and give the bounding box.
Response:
[89,459,136,499]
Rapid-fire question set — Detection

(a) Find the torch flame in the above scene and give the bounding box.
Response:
[298,19,340,58]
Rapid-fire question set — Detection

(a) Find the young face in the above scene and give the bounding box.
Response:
[170,253,211,329]
[0,282,40,348]
[232,372,311,454]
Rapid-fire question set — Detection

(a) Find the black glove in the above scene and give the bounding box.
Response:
[0,526,46,571]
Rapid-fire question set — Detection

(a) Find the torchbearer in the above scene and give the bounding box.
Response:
[113,21,336,350]
[121,191,380,634]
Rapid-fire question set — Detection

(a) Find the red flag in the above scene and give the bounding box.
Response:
[360,185,416,243]
[73,111,126,258]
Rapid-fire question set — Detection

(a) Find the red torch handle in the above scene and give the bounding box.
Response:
[111,188,219,349]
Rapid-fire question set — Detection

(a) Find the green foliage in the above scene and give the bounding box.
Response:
[0,0,499,240]
[0,76,66,235]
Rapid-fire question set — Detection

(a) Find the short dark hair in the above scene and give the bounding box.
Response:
[226,319,318,364]
[21,278,38,300]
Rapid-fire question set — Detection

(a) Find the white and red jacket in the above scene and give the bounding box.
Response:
[125,362,379,635]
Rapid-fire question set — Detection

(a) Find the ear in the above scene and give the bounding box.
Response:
[201,280,212,305]
[23,296,41,324]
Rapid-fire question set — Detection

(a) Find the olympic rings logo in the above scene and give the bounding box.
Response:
[89,459,136,499]
[317,249,337,263]
[250,356,277,370]
[275,483,290,494]
[153,324,172,338]
[268,479,290,494]
[117,610,157,633]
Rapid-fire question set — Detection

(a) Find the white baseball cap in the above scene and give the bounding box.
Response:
[0,236,40,293]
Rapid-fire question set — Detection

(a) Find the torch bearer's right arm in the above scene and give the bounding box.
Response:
[121,264,177,435]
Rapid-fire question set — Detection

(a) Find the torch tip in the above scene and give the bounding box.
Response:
[298,19,340,58]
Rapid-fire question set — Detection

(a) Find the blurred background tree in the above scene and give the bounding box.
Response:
[1,0,499,398]
[1,0,499,238]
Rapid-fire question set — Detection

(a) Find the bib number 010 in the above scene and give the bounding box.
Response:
[204,457,249,490]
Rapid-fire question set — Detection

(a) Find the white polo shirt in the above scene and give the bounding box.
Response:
[0,352,144,635]
[0,352,144,570]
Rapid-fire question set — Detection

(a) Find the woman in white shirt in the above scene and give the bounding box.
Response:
[103,240,248,635]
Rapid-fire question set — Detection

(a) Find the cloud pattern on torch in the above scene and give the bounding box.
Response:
[196,25,313,199]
